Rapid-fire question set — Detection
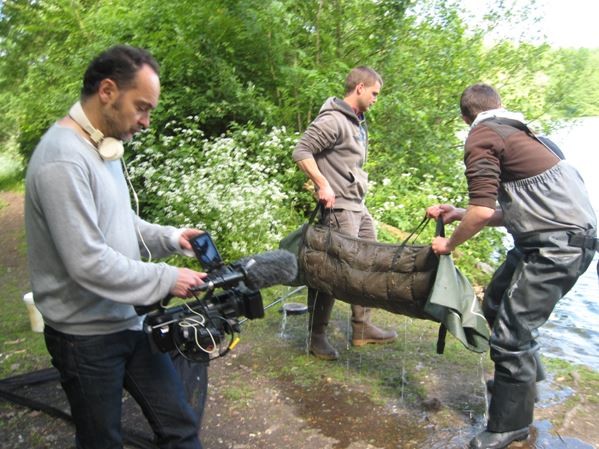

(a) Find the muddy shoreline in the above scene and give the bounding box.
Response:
[1,191,598,449]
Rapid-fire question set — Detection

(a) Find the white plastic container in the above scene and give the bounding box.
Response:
[22,292,44,333]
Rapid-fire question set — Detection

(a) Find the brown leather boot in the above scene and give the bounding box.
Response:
[308,331,339,360]
[351,305,398,347]
[307,289,339,360]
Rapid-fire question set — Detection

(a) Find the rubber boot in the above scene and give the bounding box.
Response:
[470,379,534,449]
[469,428,529,449]
[486,379,540,403]
[534,351,546,382]
[351,305,398,347]
[307,289,339,360]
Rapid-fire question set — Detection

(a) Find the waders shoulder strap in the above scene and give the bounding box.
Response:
[484,117,566,160]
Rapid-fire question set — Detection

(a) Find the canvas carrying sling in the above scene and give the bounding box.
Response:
[281,205,490,353]
[296,205,439,320]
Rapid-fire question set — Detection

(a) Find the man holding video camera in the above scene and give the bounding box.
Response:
[25,45,206,449]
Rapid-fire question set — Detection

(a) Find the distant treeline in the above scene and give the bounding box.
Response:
[1,0,597,162]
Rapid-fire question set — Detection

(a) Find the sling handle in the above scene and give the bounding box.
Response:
[308,202,341,229]
[400,215,444,246]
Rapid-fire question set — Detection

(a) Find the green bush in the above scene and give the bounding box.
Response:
[127,120,306,260]
[0,137,25,191]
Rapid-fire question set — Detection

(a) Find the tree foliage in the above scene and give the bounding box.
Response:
[1,0,594,158]
[545,48,599,118]
[1,0,597,278]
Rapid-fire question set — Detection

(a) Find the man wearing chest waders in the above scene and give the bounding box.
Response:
[427,83,597,449]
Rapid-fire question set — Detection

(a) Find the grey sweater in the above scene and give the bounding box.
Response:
[25,125,181,335]
[293,97,369,211]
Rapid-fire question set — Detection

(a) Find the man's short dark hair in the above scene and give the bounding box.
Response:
[81,45,160,98]
[460,83,502,123]
[344,66,383,95]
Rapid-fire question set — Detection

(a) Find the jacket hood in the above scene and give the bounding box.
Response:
[320,97,362,124]
[472,108,526,128]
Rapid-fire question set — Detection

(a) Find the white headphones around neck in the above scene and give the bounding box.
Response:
[68,102,124,161]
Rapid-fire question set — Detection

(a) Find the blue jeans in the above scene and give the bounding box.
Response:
[44,326,201,449]
[170,353,208,429]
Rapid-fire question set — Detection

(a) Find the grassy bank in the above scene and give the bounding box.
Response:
[0,143,24,192]
[0,189,49,378]
[225,288,493,413]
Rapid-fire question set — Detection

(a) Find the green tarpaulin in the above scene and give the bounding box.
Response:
[424,255,490,353]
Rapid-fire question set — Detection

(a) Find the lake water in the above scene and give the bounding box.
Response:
[535,117,599,371]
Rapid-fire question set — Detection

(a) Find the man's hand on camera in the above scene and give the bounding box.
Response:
[172,268,207,298]
[179,228,204,252]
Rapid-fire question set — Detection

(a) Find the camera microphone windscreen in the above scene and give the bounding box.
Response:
[236,249,298,290]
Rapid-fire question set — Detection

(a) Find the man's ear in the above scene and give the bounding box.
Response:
[462,114,472,125]
[97,78,118,104]
[355,82,365,95]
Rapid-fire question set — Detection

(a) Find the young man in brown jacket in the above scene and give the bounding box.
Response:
[428,84,596,449]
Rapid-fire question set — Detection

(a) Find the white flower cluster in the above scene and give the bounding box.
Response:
[129,124,300,259]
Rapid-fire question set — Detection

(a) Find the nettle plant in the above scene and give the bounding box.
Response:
[127,118,302,260]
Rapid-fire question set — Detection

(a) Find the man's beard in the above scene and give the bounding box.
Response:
[103,97,133,141]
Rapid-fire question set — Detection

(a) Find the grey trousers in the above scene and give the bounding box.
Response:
[308,207,376,330]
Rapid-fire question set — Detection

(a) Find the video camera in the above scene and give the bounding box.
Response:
[141,232,267,361]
